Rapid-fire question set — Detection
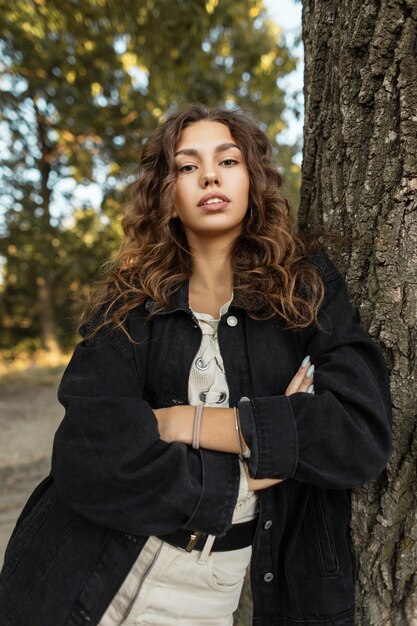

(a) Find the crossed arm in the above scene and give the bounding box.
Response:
[154,356,315,491]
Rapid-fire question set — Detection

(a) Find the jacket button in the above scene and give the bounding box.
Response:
[239,396,250,402]
[263,572,274,582]
[226,315,238,327]
[263,520,273,530]
[80,608,91,622]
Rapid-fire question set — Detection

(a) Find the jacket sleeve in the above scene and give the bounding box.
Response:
[238,255,393,489]
[51,324,239,537]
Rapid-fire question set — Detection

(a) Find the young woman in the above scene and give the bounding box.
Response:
[0,104,392,626]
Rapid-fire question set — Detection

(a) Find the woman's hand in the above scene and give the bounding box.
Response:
[154,406,181,443]
[245,475,284,491]
[285,355,315,395]
[154,405,195,444]
[242,461,284,491]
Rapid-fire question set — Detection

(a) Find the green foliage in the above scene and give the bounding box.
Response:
[0,0,301,348]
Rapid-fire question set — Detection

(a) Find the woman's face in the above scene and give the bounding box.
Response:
[172,120,250,241]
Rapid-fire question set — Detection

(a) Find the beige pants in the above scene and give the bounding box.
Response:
[99,535,252,626]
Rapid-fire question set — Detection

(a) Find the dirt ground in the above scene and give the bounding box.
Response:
[0,359,67,566]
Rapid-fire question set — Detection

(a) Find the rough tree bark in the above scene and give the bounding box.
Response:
[300,1,417,624]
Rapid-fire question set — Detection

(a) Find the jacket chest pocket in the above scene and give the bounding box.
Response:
[309,489,339,577]
[145,316,201,403]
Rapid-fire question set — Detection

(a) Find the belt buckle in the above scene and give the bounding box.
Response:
[184,530,203,552]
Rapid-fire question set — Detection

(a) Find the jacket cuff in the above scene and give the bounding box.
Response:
[184,449,240,537]
[238,396,298,479]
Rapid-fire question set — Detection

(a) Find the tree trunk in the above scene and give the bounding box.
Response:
[36,276,60,354]
[34,99,61,355]
[300,0,417,624]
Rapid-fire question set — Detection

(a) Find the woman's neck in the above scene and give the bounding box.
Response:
[189,245,233,295]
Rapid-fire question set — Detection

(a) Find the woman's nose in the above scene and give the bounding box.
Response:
[201,171,220,187]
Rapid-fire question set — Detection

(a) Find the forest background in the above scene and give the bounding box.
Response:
[0,0,302,355]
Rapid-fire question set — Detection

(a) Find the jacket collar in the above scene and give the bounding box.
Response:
[144,279,245,316]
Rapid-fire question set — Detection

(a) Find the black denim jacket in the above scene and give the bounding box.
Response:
[0,252,392,626]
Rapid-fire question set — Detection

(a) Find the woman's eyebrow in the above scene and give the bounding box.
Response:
[174,142,241,157]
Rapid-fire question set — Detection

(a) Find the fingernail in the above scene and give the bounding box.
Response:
[301,355,310,368]
[307,384,314,394]
[306,364,315,378]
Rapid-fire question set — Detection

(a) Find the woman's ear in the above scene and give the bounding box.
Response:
[172,209,178,219]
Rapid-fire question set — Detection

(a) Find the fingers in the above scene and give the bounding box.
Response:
[243,462,285,491]
[285,355,315,396]
[299,363,314,393]
[246,477,285,491]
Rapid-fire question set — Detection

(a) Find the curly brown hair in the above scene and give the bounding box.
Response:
[80,103,324,339]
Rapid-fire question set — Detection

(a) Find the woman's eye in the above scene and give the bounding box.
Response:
[221,158,238,167]
[177,164,196,173]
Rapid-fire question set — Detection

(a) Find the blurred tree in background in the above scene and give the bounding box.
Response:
[0,0,300,353]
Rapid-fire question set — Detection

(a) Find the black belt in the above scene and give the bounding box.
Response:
[158,517,258,553]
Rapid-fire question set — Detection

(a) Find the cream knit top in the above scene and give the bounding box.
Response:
[189,296,258,524]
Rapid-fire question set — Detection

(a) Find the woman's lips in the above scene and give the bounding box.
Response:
[199,200,229,212]
[198,192,230,212]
